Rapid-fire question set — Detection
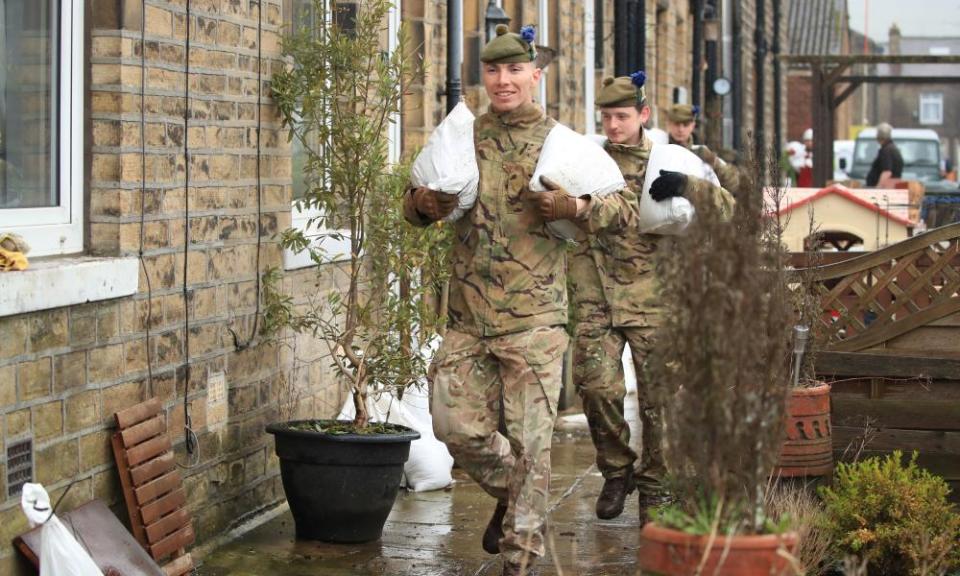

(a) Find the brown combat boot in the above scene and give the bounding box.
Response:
[482,501,508,554]
[596,471,636,519]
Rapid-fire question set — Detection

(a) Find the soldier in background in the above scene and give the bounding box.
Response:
[404,24,636,576]
[665,103,741,192]
[573,75,735,521]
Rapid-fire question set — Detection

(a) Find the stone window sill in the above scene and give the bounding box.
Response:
[0,256,139,317]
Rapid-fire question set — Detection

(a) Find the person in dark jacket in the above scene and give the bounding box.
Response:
[866,122,904,187]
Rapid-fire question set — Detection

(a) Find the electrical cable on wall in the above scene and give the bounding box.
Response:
[180,0,200,465]
[139,0,155,394]
[228,0,265,352]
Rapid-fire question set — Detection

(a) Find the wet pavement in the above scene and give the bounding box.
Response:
[198,394,644,576]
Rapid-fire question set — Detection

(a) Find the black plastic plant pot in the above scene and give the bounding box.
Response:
[266,420,420,543]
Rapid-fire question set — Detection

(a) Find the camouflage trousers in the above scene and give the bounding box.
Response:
[572,324,666,493]
[431,326,568,565]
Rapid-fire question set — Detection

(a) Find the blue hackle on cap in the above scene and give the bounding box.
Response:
[692,105,701,117]
[630,70,647,88]
[520,25,536,44]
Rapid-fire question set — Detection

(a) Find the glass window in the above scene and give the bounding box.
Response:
[0,0,59,209]
[919,93,943,125]
[0,0,82,257]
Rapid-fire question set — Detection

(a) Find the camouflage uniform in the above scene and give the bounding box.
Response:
[408,102,635,565]
[571,131,734,493]
[670,136,742,193]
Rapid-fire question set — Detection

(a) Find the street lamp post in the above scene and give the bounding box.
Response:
[485,0,511,43]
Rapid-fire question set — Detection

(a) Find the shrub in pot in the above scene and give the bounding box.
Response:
[776,216,833,479]
[820,451,960,575]
[262,0,448,543]
[640,158,799,575]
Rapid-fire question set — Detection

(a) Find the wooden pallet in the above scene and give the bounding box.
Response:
[112,398,195,576]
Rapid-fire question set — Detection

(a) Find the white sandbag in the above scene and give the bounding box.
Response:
[338,386,454,492]
[640,144,719,235]
[529,123,627,240]
[646,127,669,145]
[586,133,607,148]
[21,483,103,576]
[410,102,479,223]
[403,436,456,492]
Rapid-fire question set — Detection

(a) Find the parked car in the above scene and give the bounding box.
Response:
[848,128,958,192]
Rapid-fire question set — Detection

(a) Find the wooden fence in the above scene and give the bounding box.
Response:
[794,222,960,493]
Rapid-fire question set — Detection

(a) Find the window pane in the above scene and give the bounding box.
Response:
[0,0,58,209]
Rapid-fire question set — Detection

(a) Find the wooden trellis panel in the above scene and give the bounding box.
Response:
[112,398,195,576]
[795,222,960,352]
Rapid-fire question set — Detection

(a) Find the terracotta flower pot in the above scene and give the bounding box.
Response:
[639,522,799,575]
[775,382,832,477]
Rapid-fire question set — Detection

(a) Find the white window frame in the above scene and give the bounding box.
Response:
[284,0,401,270]
[0,0,84,256]
[919,93,943,126]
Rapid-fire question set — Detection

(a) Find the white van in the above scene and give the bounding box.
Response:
[848,128,955,191]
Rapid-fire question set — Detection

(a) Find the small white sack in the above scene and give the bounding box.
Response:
[20,483,103,576]
[530,123,627,240]
[338,387,454,492]
[646,127,669,145]
[410,102,479,222]
[640,144,719,235]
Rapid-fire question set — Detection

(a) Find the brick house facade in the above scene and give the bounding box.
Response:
[0,0,348,571]
[1,1,787,571]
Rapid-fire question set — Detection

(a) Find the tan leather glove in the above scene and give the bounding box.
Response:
[526,176,579,221]
[411,187,458,221]
[694,145,718,167]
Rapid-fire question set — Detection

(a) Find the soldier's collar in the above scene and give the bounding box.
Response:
[490,102,545,128]
[605,132,653,158]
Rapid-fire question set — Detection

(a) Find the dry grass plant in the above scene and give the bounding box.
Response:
[764,481,834,575]
[649,147,794,533]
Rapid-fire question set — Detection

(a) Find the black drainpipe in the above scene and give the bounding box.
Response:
[692,0,703,108]
[615,0,645,75]
[732,0,742,150]
[754,0,767,166]
[773,0,782,160]
[446,0,463,114]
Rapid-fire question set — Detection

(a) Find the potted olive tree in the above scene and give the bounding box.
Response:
[262,0,449,543]
[639,158,800,575]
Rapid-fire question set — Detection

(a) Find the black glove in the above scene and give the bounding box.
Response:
[649,170,687,202]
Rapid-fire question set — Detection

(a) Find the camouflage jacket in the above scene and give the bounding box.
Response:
[405,102,637,337]
[672,136,741,192]
[570,132,735,330]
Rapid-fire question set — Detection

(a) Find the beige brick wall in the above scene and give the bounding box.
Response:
[0,0,344,571]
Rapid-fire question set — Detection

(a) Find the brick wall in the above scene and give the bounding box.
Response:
[787,73,812,142]
[0,0,345,572]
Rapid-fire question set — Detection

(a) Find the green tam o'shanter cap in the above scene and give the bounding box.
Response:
[667,103,699,123]
[596,71,647,107]
[480,24,537,64]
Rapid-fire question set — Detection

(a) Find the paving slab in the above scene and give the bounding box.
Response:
[198,395,644,576]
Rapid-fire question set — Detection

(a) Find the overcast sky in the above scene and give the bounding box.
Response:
[847,0,960,42]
